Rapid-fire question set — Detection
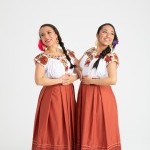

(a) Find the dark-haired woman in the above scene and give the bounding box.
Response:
[76,23,121,150]
[32,24,77,150]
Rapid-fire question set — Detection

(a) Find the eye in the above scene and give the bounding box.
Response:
[48,31,52,34]
[40,33,44,37]
[111,32,114,35]
[103,30,107,33]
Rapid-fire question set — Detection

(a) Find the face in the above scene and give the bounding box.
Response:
[39,26,58,47]
[97,25,115,47]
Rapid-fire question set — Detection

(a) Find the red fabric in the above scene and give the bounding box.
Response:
[32,84,76,150]
[76,84,121,150]
[38,40,45,51]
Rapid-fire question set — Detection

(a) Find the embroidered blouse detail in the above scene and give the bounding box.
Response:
[80,47,119,78]
[34,53,48,65]
[84,47,100,67]
[59,56,69,71]
[34,50,76,78]
[104,53,119,64]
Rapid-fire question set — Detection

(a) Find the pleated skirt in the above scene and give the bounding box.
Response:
[32,84,76,150]
[76,84,121,150]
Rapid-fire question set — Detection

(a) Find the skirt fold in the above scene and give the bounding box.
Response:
[76,84,121,150]
[32,84,76,150]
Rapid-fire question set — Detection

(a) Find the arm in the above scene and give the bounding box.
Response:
[62,73,78,85]
[35,63,63,86]
[73,55,84,80]
[82,62,117,86]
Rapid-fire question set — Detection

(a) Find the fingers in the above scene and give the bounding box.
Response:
[62,76,71,85]
[81,76,91,85]
[62,79,71,85]
[62,74,76,85]
[61,74,69,80]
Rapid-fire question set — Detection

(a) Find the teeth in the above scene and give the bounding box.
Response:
[46,40,50,42]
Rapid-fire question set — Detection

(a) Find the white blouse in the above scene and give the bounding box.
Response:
[34,50,76,78]
[80,47,119,78]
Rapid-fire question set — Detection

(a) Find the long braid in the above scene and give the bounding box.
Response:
[58,35,75,69]
[93,46,111,69]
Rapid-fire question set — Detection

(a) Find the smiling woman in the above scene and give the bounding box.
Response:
[76,23,121,150]
[32,24,78,150]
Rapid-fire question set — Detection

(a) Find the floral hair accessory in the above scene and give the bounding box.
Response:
[112,39,119,49]
[110,39,119,52]
[38,39,47,51]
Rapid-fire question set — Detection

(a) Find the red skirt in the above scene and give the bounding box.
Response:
[32,84,76,150]
[76,84,121,150]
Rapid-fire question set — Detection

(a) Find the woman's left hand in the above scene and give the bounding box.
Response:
[62,74,77,85]
[82,76,92,85]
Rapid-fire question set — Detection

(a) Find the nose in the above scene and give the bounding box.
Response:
[44,33,49,39]
[106,33,111,38]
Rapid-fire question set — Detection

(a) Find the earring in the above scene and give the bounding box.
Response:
[56,38,59,45]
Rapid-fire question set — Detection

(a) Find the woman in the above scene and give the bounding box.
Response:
[76,23,121,150]
[32,24,77,150]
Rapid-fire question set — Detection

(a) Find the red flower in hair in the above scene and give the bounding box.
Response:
[38,40,45,51]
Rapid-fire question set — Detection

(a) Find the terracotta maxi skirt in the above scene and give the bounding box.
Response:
[76,84,121,150]
[32,84,76,150]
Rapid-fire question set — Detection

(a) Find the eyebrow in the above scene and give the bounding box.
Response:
[102,29,114,33]
[40,29,53,34]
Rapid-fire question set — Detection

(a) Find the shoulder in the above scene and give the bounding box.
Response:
[84,47,95,55]
[104,52,119,64]
[34,53,48,66]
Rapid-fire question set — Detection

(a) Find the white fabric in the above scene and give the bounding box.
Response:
[35,54,75,79]
[47,57,74,78]
[80,54,108,78]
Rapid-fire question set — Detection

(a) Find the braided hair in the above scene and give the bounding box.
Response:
[39,24,75,69]
[93,23,119,69]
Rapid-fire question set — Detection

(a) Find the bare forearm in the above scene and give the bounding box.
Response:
[35,77,62,86]
[62,74,78,85]
[90,77,117,86]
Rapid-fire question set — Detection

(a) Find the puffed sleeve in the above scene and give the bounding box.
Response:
[34,53,48,68]
[104,52,119,66]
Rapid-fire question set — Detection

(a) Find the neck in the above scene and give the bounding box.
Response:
[97,45,107,54]
[46,45,58,53]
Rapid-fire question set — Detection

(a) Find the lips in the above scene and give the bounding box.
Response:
[45,39,51,43]
[104,38,111,42]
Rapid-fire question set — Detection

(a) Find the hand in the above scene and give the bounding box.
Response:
[82,76,92,85]
[59,74,69,84]
[75,67,82,80]
[62,74,77,85]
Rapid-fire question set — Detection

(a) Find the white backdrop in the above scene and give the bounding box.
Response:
[0,0,150,149]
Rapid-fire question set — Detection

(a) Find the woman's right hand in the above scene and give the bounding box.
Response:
[59,74,70,84]
[75,67,82,80]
